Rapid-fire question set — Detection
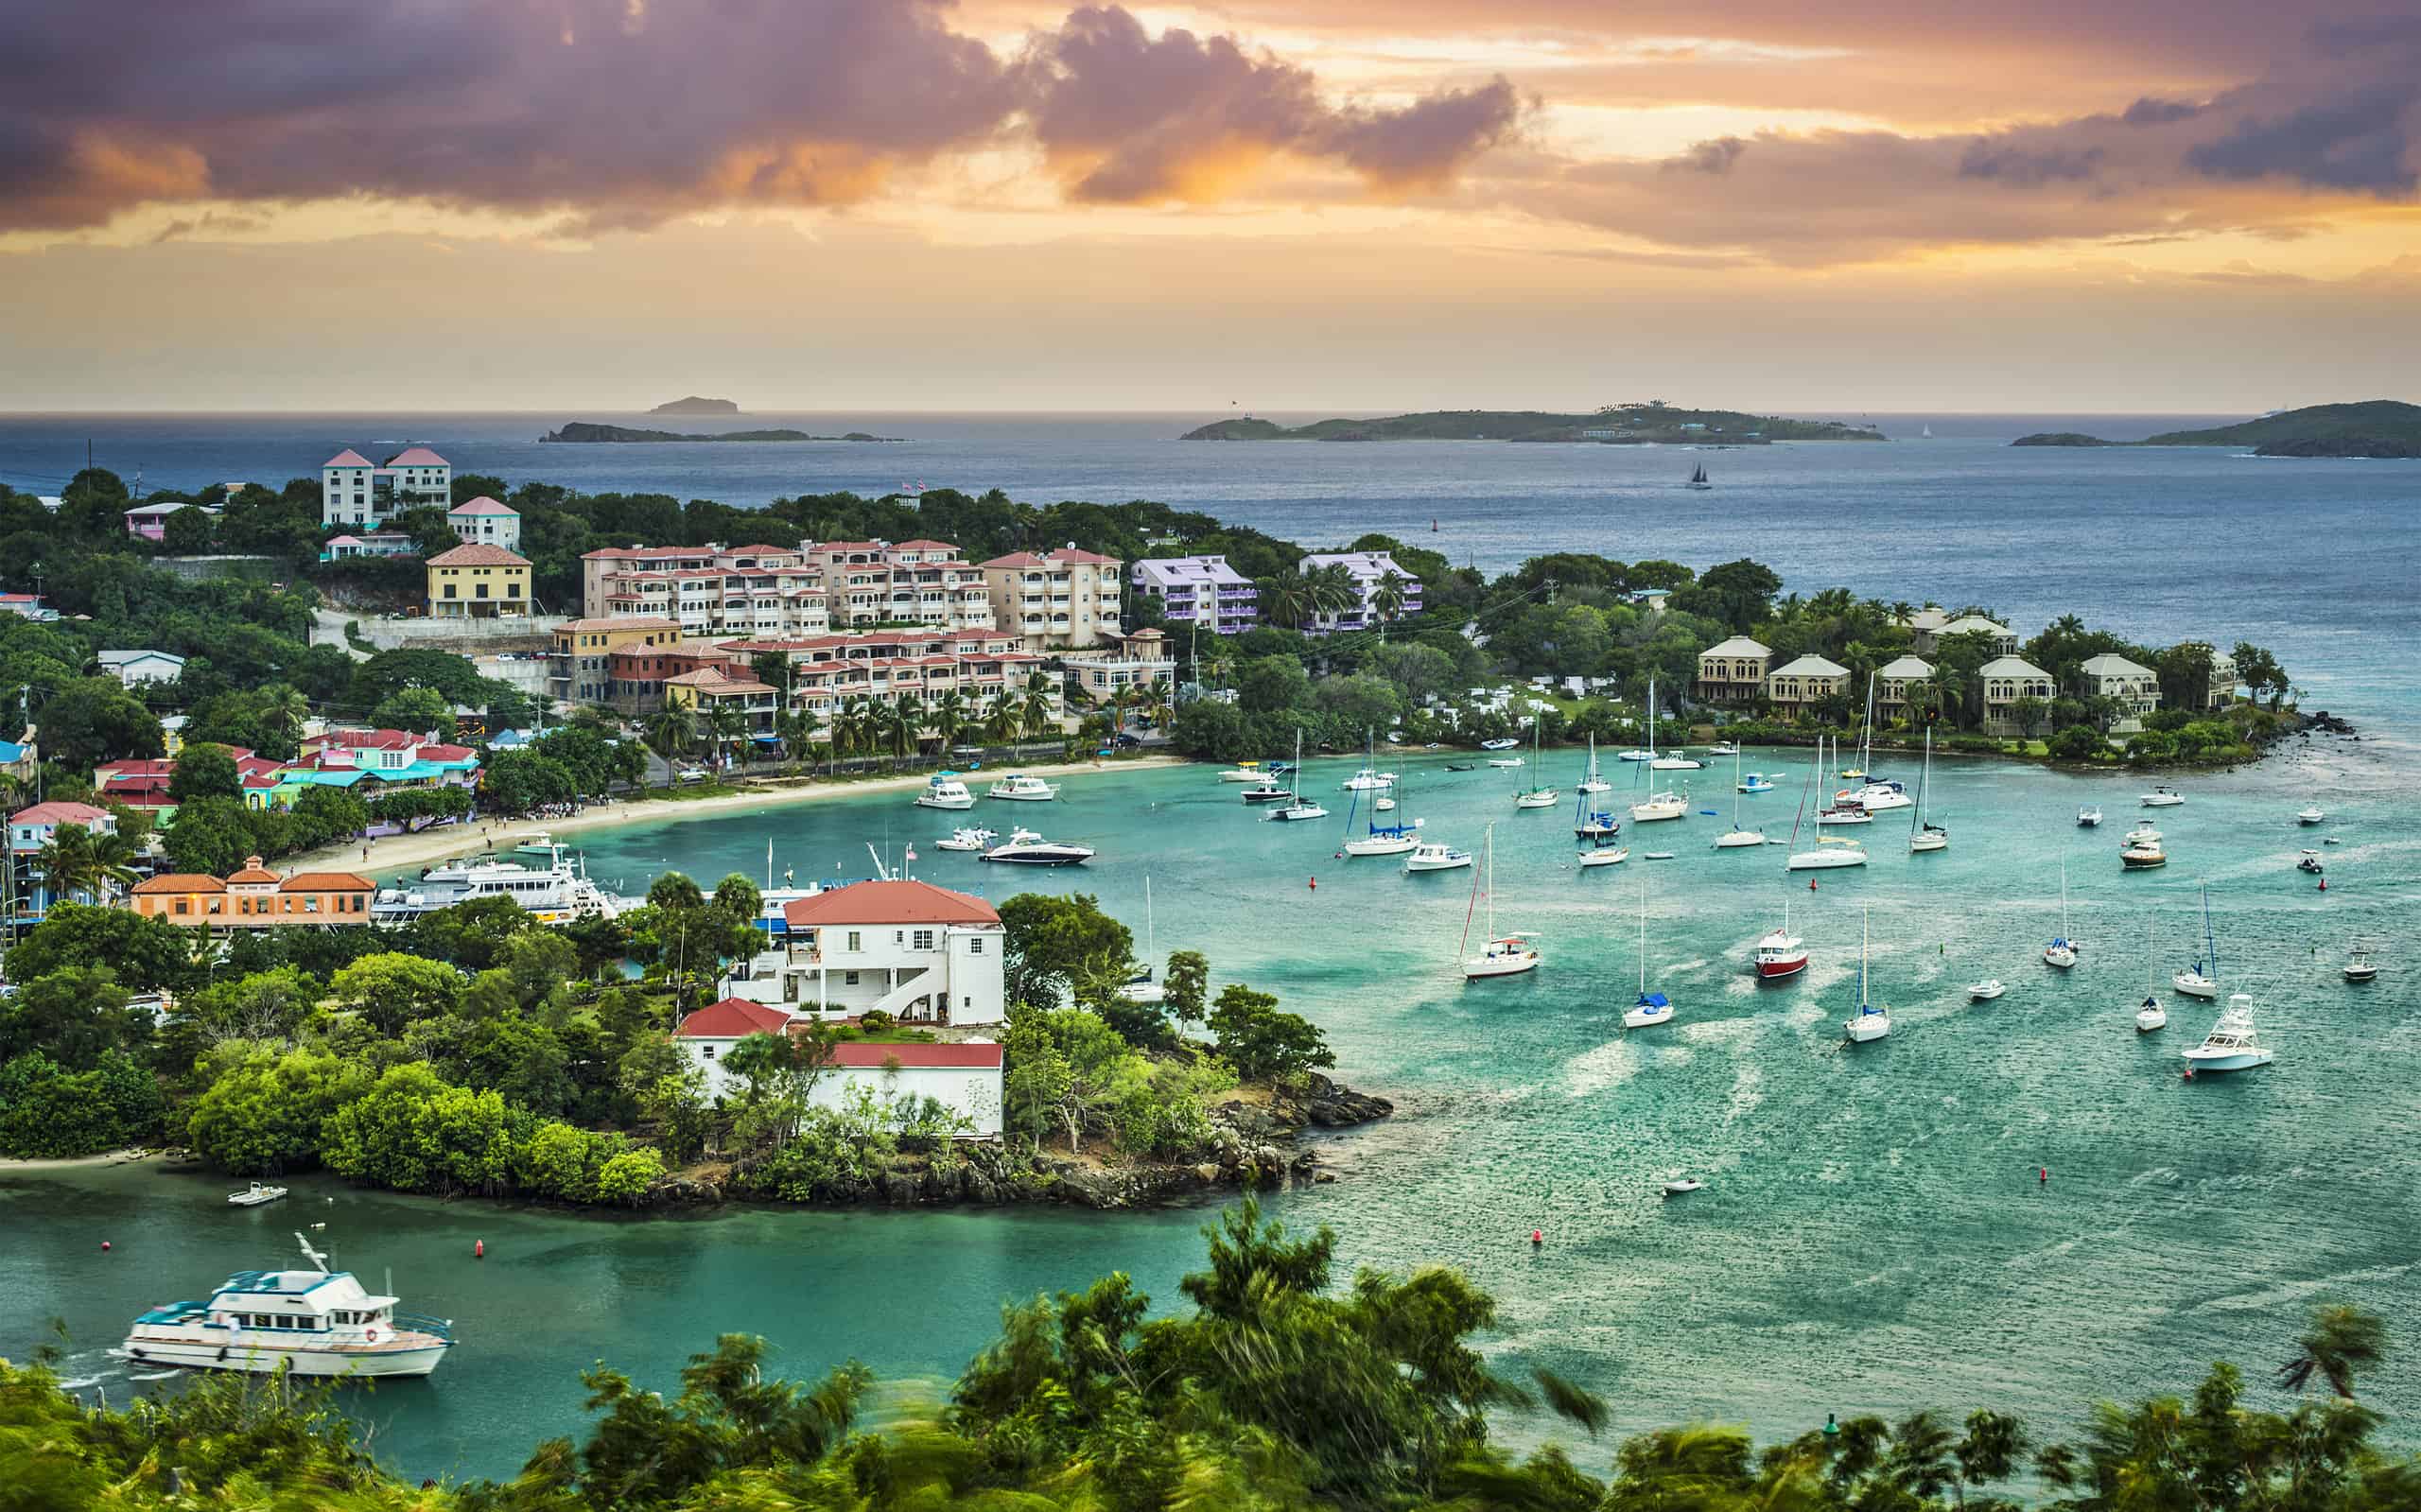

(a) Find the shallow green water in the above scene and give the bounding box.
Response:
[8,738,2418,1482]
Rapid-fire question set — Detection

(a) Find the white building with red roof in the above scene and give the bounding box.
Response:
[322,446,451,529]
[979,547,1123,649]
[9,800,116,856]
[672,995,1003,1136]
[446,495,520,551]
[719,878,1006,1027]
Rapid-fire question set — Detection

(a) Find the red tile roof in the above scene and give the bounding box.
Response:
[12,801,112,826]
[133,873,226,895]
[427,543,531,567]
[827,1042,1003,1069]
[282,871,374,892]
[1047,548,1122,565]
[558,616,684,632]
[782,879,1000,930]
[308,729,415,751]
[979,552,1046,568]
[674,998,797,1039]
[226,857,282,885]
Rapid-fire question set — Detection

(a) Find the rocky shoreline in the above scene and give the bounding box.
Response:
[656,1074,1395,1211]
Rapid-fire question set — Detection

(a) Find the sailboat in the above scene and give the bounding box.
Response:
[1907,727,1947,852]
[1921,423,1933,439]
[1268,731,1328,822]
[1574,769,1621,841]
[1815,736,1874,826]
[1622,869,1675,1028]
[1685,461,1712,489]
[1843,675,1909,811]
[1753,898,1807,979]
[2174,883,2219,998]
[2134,912,2166,1032]
[1462,824,1540,979]
[1713,744,1765,848]
[1577,736,1611,794]
[1844,907,1890,1042]
[1119,878,1167,1004]
[1512,717,1559,808]
[1343,758,1420,857]
[1629,678,1688,822]
[2044,861,2079,968]
[1785,738,1867,870]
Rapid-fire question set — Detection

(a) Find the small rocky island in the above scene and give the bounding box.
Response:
[2009,400,2421,457]
[649,395,741,416]
[542,421,903,443]
[1185,405,1886,443]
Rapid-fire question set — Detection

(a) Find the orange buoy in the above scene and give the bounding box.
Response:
[475,1239,485,1259]
[1809,878,1819,891]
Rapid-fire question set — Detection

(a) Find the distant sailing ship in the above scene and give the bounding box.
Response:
[1686,463,1712,489]
[1921,424,1934,439]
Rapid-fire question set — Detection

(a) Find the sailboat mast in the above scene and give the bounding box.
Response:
[1860,908,1870,1002]
[1485,825,1496,941]
[1638,869,1647,994]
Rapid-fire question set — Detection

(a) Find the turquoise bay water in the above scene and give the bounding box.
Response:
[9,742,2416,1482]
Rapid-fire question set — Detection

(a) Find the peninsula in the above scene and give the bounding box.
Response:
[2011,399,2421,457]
[1183,405,1885,443]
[541,421,903,443]
[648,395,740,416]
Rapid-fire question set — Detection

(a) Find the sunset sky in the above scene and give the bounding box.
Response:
[4,1,2416,412]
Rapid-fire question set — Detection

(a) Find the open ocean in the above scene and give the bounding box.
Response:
[2,410,2417,1483]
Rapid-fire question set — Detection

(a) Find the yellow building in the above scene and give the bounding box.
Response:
[427,543,531,618]
[549,616,684,704]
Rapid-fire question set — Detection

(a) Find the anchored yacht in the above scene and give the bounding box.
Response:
[120,1233,454,1378]
[373,845,630,924]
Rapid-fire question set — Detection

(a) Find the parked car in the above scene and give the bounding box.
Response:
[1115,732,1141,748]
[675,766,709,784]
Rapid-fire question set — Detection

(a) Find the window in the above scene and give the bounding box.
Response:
[701,1044,715,1058]
[845,930,861,951]
[912,929,934,950]
[844,970,860,985]
[968,937,984,954]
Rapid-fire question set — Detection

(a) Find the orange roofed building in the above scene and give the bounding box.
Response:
[129,856,375,928]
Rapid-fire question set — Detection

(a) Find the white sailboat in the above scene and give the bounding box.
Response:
[1622,868,1675,1028]
[1119,878,1167,1004]
[1629,681,1687,821]
[2044,861,2079,968]
[1908,727,1947,852]
[1785,738,1866,870]
[1343,756,1420,857]
[1462,824,1540,979]
[1713,743,1765,848]
[1845,674,1910,811]
[2174,882,2220,998]
[1844,907,1890,1042]
[1513,716,1558,808]
[2134,912,2166,1032]
[1268,732,1328,823]
[1577,736,1611,793]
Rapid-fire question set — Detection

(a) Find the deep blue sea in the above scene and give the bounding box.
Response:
[3,411,2418,1483]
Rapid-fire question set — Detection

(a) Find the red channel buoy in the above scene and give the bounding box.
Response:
[1530,1229,1543,1246]
[100,1241,112,1251]
[1308,876,1316,890]
[2038,1167,2048,1184]
[1809,878,1819,891]
[475,1239,485,1259]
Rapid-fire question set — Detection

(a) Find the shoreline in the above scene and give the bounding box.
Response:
[286,754,1192,879]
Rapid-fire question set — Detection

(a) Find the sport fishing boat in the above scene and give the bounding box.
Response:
[914,774,975,810]
[986,773,1059,802]
[1217,762,1267,783]
[2344,942,2377,982]
[981,828,1095,865]
[372,845,631,924]
[119,1233,454,1378]
[934,826,998,852]
[2182,995,2273,1073]
[2078,806,2103,827]
[1340,767,1397,791]
[1753,904,1807,980]
[1241,780,1292,805]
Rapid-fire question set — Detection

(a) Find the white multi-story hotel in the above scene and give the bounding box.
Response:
[322,447,451,528]
[580,540,993,639]
[980,547,1123,649]
[719,878,1007,1027]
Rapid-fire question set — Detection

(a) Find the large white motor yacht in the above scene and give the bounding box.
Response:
[981,828,1094,865]
[2182,995,2273,1072]
[986,773,1059,801]
[120,1233,453,1378]
[372,845,630,924]
[914,774,975,809]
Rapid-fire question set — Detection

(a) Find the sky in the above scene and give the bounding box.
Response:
[2,1,2416,413]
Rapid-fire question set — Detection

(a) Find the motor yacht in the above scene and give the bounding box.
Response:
[1241,782,1292,804]
[1709,742,1739,756]
[2140,786,2185,808]
[1650,752,1702,771]
[1753,913,1807,979]
[1340,767,1397,791]
[981,828,1094,865]
[914,774,975,810]
[2078,806,2103,826]
[1849,780,1912,812]
[986,773,1059,802]
[2120,836,2168,869]
[2182,995,2273,1073]
[373,845,631,924]
[119,1233,453,1378]
[2124,821,2161,845]
[2344,944,2377,982]
[934,826,997,852]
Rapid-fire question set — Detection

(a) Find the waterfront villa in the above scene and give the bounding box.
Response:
[1129,555,1258,635]
[1694,636,1772,705]
[1978,655,2057,735]
[1915,615,2018,658]
[127,858,374,929]
[447,496,521,551]
[1298,551,1420,635]
[1875,654,1934,722]
[2079,652,2162,731]
[320,531,419,562]
[2205,649,2240,710]
[425,543,531,618]
[322,447,450,529]
[1765,653,1852,717]
[979,548,1123,649]
[718,878,1006,1028]
[672,997,1004,1138]
[663,666,780,741]
[1060,628,1178,704]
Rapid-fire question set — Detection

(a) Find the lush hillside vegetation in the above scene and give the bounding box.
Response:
[2141,400,2421,457]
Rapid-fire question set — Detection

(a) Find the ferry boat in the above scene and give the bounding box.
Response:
[986,773,1059,802]
[372,845,631,924]
[914,774,975,810]
[119,1233,454,1378]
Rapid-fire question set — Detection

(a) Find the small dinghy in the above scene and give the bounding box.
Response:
[1968,980,2005,1001]
[1662,1178,1704,1196]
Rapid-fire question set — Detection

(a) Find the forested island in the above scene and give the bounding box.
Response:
[2010,400,2421,457]
[541,422,902,443]
[1183,405,1886,443]
[648,396,740,416]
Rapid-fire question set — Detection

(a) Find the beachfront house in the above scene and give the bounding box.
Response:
[1694,636,1772,705]
[2079,652,2161,732]
[1915,615,2018,658]
[1978,655,2057,736]
[717,878,1006,1027]
[549,617,685,706]
[1764,653,1851,719]
[1059,628,1178,706]
[1875,654,1934,723]
[671,998,1003,1138]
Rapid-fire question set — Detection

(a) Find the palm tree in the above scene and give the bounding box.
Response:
[259,683,312,756]
[705,703,750,770]
[36,823,138,904]
[888,691,923,758]
[1307,562,1360,628]
[929,690,968,755]
[776,708,818,768]
[2275,1304,2386,1398]
[983,695,1021,745]
[1370,571,1407,638]
[644,706,693,767]
[1020,688,1056,742]
[1137,676,1174,733]
[1256,570,1315,631]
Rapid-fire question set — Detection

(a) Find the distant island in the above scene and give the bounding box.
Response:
[541,422,903,443]
[2009,400,2421,458]
[1182,405,1887,444]
[648,395,741,416]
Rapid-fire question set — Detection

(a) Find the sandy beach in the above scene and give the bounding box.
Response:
[285,754,1193,879]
